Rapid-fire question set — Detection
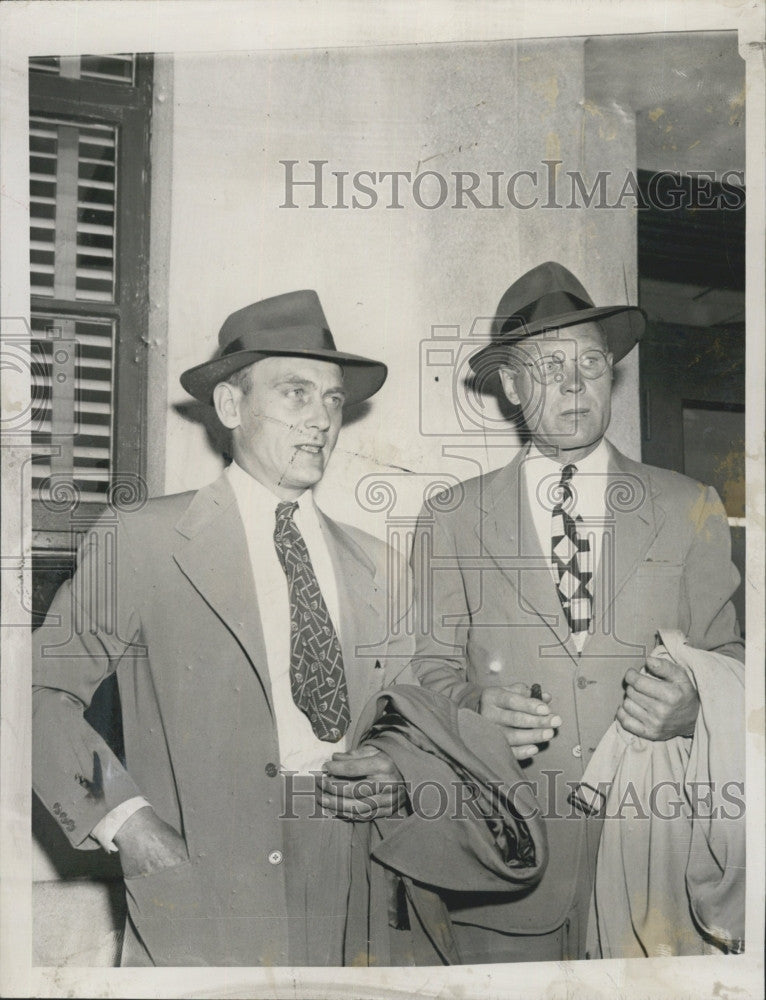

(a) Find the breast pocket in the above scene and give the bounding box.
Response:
[633,561,684,643]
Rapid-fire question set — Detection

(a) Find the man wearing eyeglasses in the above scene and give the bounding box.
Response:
[411,261,744,963]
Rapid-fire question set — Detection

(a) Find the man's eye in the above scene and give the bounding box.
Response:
[580,353,599,368]
[539,358,559,373]
[327,395,344,408]
[286,387,305,399]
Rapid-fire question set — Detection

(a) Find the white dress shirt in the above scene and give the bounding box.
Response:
[92,462,345,852]
[226,460,346,772]
[522,438,610,652]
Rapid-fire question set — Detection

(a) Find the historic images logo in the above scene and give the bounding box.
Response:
[279,159,745,211]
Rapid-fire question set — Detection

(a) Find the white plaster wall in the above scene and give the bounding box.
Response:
[161,39,640,538]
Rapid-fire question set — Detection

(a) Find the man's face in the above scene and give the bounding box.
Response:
[498,322,614,458]
[214,356,345,498]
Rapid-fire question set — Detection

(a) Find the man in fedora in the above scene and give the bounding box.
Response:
[32,290,415,966]
[411,261,744,961]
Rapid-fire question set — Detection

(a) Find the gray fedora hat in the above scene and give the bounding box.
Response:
[180,289,387,406]
[469,261,646,375]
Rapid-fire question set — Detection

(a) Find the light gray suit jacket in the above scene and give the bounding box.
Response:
[411,440,743,935]
[33,472,413,965]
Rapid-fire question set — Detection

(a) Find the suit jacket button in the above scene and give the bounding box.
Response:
[265,762,278,778]
[576,677,588,689]
[572,744,582,758]
[268,850,283,865]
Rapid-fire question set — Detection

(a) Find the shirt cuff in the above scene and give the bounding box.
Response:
[91,796,152,853]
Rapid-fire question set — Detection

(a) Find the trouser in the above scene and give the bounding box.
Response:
[282,798,352,966]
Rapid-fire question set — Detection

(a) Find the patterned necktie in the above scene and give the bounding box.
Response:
[551,464,593,636]
[273,500,350,742]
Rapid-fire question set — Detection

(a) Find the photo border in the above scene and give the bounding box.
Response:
[1,2,763,997]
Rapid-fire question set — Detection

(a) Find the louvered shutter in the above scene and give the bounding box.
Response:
[30,117,118,503]
[29,54,152,535]
[29,53,136,86]
[30,118,117,302]
[30,315,115,503]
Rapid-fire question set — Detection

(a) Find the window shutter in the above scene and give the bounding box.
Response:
[30,114,119,504]
[29,54,152,534]
[31,314,115,503]
[29,54,136,86]
[30,117,117,302]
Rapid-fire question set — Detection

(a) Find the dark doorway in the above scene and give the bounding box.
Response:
[637,170,746,631]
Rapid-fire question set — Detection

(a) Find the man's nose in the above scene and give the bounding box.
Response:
[305,396,332,430]
[559,360,584,393]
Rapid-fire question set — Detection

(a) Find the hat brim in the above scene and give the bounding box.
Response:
[468,304,646,376]
[180,347,388,407]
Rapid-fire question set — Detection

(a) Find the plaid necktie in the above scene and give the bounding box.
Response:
[273,500,350,742]
[551,464,593,636]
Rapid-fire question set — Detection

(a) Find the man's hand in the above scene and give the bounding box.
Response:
[113,805,188,878]
[317,745,407,821]
[479,683,561,760]
[618,655,699,741]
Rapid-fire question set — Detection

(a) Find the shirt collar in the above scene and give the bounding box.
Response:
[527,437,610,478]
[226,460,316,517]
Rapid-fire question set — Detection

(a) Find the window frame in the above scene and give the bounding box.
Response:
[29,55,154,538]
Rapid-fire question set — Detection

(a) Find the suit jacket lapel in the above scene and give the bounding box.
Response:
[172,473,274,714]
[475,443,664,659]
[587,442,665,645]
[318,513,384,724]
[475,449,572,651]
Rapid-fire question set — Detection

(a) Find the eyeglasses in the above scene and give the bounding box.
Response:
[519,349,611,386]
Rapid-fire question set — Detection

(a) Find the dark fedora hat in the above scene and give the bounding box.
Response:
[469,261,646,375]
[180,289,387,406]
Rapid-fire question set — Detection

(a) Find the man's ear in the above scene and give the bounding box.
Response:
[212,382,242,430]
[498,366,522,406]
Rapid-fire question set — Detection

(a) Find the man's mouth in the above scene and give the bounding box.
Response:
[560,408,590,417]
[296,443,324,455]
